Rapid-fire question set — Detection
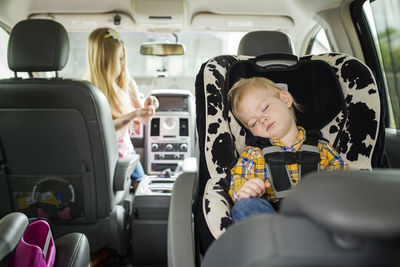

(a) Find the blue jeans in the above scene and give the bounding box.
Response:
[131,161,145,182]
[231,198,276,223]
[130,151,145,182]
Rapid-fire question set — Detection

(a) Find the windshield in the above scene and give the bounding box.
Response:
[61,31,246,96]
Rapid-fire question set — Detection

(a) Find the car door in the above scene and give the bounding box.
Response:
[355,0,400,168]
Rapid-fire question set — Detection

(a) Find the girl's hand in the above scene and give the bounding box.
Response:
[237,178,268,200]
[136,107,153,120]
[143,96,159,116]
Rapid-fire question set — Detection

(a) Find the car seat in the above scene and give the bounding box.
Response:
[196,50,386,246]
[0,212,90,267]
[168,49,392,265]
[0,19,138,255]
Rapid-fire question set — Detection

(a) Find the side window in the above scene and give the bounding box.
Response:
[0,25,13,78]
[366,0,400,129]
[306,27,332,55]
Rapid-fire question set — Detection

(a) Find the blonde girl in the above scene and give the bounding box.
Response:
[88,27,158,181]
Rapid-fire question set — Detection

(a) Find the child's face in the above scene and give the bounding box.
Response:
[236,85,297,140]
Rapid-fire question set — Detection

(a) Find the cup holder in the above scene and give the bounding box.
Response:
[136,176,175,196]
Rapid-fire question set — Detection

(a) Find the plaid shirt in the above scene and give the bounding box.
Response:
[229,127,348,203]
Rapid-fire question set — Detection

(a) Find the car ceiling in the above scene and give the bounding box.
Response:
[1,0,342,29]
[0,0,346,54]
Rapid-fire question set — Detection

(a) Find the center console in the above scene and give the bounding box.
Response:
[146,89,195,175]
[131,175,175,265]
[132,89,195,265]
[131,157,197,266]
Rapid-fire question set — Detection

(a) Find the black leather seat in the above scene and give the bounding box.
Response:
[0,19,138,255]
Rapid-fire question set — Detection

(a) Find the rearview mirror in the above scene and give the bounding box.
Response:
[140,43,185,56]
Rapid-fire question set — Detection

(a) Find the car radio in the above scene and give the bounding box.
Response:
[146,89,195,175]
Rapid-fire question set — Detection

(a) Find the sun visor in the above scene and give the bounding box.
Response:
[29,13,137,32]
[190,13,293,31]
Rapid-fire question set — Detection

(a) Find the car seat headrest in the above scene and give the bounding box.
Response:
[7,19,69,73]
[237,31,295,56]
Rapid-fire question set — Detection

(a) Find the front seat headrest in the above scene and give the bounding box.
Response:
[7,19,69,72]
[237,31,294,56]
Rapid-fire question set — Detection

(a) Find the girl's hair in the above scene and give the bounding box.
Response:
[87,28,131,118]
[228,77,301,124]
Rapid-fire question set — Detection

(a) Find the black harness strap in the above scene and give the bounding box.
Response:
[298,144,321,178]
[262,146,293,194]
[247,131,322,199]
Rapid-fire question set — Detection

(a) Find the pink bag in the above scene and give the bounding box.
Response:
[9,220,56,267]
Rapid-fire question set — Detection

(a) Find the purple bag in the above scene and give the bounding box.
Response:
[9,220,55,267]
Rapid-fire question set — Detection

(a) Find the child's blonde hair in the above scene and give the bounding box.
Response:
[228,77,301,126]
[87,28,131,118]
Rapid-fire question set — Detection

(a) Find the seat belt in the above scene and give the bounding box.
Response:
[262,135,320,199]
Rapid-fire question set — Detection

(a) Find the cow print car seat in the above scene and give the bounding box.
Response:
[194,52,386,252]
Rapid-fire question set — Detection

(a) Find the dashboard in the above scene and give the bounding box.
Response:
[145,89,195,175]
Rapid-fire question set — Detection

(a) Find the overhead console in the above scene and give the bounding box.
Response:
[131,0,186,32]
[146,89,195,175]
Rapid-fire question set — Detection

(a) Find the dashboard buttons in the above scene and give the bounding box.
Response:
[165,143,173,151]
[179,143,188,151]
[164,117,176,129]
[151,143,159,151]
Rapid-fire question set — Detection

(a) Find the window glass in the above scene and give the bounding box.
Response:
[366,0,400,128]
[61,31,246,96]
[0,26,13,79]
[307,28,332,55]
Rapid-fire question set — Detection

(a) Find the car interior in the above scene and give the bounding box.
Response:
[0,0,400,266]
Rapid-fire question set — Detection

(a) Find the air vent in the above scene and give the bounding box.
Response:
[179,118,188,136]
[150,118,160,136]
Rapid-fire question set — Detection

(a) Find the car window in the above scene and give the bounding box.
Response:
[0,25,13,79]
[366,0,400,129]
[0,25,29,79]
[61,31,246,96]
[306,27,332,55]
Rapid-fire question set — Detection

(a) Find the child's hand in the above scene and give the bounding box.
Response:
[265,180,271,189]
[237,178,268,200]
[137,107,153,120]
[143,96,159,116]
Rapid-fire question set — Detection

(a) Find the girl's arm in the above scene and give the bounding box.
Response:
[113,108,151,131]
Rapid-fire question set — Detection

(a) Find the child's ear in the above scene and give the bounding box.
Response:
[279,90,293,107]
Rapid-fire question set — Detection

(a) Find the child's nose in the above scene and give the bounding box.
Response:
[260,116,268,124]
